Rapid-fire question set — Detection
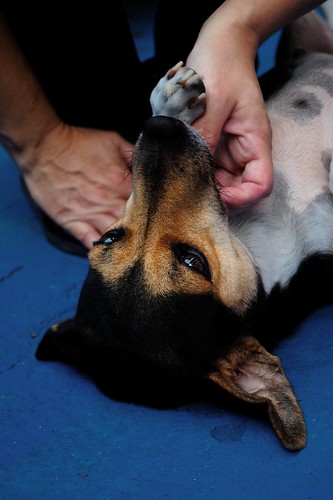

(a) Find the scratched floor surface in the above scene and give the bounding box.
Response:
[1,4,333,499]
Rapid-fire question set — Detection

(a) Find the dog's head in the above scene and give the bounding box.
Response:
[36,116,306,450]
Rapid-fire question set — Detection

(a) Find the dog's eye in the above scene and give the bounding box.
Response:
[93,228,124,246]
[173,244,211,281]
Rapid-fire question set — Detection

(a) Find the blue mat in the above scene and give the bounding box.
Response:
[1,18,333,500]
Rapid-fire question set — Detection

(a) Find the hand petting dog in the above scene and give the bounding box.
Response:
[186,0,324,210]
[22,124,133,249]
[186,37,274,210]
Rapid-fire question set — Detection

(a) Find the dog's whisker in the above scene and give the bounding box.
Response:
[196,127,215,150]
[214,176,224,193]
[121,170,132,185]
[119,148,134,173]
[124,157,133,173]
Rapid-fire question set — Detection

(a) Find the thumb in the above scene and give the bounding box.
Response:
[191,97,232,154]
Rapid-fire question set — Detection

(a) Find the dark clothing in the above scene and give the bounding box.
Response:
[1,1,221,141]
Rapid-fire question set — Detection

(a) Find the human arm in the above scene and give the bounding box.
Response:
[186,0,325,208]
[0,15,132,249]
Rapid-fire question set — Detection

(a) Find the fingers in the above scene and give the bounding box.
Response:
[64,213,121,250]
[217,174,273,208]
[193,115,225,153]
[216,149,273,208]
[192,89,273,209]
[31,127,134,250]
[212,100,273,208]
[64,221,100,249]
[65,215,119,249]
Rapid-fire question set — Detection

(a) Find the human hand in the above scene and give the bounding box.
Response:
[186,11,273,209]
[20,123,133,249]
[211,68,273,210]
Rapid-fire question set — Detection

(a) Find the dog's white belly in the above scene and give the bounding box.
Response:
[268,84,333,214]
[270,120,329,213]
[237,71,333,292]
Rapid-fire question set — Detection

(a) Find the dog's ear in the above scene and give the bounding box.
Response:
[35,319,86,365]
[208,337,306,451]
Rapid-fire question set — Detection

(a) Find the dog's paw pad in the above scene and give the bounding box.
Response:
[150,61,206,124]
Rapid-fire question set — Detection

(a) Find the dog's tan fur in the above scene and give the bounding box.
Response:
[90,189,257,310]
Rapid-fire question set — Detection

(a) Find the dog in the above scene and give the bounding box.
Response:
[36,12,333,451]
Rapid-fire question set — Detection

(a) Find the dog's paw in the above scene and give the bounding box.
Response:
[150,61,206,124]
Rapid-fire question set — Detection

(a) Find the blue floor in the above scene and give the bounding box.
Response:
[1,7,333,500]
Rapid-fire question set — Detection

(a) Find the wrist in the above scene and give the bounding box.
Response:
[0,101,63,173]
[187,9,259,101]
[198,2,261,61]
[220,1,268,47]
[215,0,324,46]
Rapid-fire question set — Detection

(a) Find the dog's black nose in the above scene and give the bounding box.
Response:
[133,114,213,183]
[141,116,188,150]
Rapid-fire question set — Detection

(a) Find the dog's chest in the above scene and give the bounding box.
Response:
[232,186,333,294]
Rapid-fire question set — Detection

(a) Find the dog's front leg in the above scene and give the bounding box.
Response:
[150,61,206,124]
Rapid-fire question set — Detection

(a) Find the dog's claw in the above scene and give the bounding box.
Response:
[167,61,184,79]
[178,69,197,87]
[189,92,206,109]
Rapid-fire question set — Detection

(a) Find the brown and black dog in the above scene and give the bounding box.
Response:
[36,12,333,451]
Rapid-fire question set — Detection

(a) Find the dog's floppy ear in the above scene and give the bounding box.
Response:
[35,319,86,365]
[208,337,306,451]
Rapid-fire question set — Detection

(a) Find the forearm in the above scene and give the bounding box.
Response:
[197,0,325,56]
[226,0,325,45]
[0,15,61,167]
